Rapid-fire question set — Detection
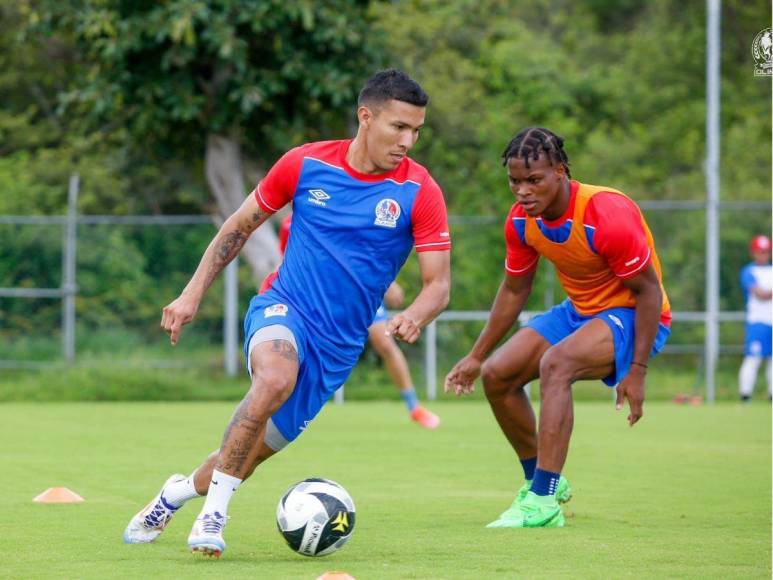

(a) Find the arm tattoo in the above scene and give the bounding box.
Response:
[217,230,248,262]
[249,205,270,228]
[203,229,247,288]
[200,207,270,290]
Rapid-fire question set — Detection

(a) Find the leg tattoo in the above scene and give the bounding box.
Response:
[217,392,265,476]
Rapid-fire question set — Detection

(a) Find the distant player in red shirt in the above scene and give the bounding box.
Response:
[262,214,440,428]
[445,127,670,528]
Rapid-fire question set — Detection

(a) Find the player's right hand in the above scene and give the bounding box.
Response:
[385,313,421,343]
[444,355,482,396]
[160,294,199,346]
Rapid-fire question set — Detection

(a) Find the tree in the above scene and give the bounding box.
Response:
[372,0,771,313]
[25,0,382,279]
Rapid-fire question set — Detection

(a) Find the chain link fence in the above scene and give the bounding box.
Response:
[1,177,770,401]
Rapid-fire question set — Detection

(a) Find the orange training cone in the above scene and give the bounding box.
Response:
[33,487,84,503]
[316,573,355,580]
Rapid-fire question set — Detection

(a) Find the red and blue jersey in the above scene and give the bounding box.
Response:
[253,139,451,358]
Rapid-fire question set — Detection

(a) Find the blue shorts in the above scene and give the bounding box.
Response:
[243,292,359,443]
[371,301,388,325]
[527,299,671,387]
[745,322,772,357]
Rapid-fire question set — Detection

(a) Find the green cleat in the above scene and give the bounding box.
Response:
[494,482,530,521]
[486,491,565,528]
[493,475,572,521]
[556,475,572,504]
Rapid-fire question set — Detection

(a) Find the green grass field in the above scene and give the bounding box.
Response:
[1,401,770,579]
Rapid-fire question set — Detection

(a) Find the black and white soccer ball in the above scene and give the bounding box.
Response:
[276,478,356,557]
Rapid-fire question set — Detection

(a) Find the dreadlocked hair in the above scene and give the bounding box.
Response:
[501,127,571,177]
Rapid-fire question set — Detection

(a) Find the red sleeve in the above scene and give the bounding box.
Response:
[505,206,539,276]
[258,271,279,294]
[278,214,292,255]
[252,147,305,214]
[585,193,651,278]
[411,175,451,252]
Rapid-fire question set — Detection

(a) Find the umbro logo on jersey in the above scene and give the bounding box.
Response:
[624,256,641,267]
[308,188,331,207]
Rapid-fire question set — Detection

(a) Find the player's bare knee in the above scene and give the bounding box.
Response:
[250,367,295,402]
[539,348,574,389]
[481,359,508,396]
[368,331,392,357]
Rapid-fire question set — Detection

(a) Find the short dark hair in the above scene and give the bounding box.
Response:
[358,69,429,108]
[501,127,571,177]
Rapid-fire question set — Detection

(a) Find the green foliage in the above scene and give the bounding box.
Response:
[1,0,771,370]
[0,366,248,401]
[0,327,758,402]
[374,0,771,311]
[28,0,381,162]
[0,3,115,215]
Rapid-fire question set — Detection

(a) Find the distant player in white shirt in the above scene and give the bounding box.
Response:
[738,235,772,402]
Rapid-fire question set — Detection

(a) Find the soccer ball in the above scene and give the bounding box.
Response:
[276,478,356,557]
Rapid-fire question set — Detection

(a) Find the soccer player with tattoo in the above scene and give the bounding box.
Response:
[123,69,451,556]
[445,127,671,528]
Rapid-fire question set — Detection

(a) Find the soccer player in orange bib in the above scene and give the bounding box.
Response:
[445,127,671,528]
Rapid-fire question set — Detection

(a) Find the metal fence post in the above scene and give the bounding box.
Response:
[704,0,721,403]
[224,258,239,377]
[425,320,437,400]
[62,173,78,362]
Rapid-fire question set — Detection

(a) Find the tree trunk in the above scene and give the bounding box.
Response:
[205,133,281,285]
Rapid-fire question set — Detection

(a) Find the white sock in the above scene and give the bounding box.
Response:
[199,469,242,518]
[162,475,201,508]
[766,359,772,396]
[739,356,762,397]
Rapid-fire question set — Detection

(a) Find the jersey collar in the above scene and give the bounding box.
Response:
[338,140,408,182]
[540,180,579,227]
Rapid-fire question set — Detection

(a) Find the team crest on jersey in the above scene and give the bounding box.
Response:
[264,303,288,318]
[374,198,401,228]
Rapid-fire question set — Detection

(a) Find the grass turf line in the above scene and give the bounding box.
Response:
[1,401,770,579]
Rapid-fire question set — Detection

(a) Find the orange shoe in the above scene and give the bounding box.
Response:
[410,406,440,429]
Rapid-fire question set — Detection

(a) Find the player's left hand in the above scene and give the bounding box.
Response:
[443,354,481,396]
[385,314,421,343]
[615,366,646,426]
